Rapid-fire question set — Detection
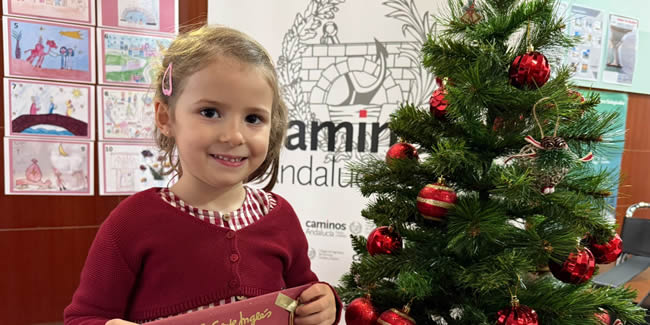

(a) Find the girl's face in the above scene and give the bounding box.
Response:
[157,56,273,191]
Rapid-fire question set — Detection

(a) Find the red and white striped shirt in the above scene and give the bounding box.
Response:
[159,186,277,231]
[155,185,277,317]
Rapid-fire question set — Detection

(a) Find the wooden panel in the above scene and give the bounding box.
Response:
[616,93,650,223]
[179,0,208,33]
[0,227,98,325]
[0,2,208,324]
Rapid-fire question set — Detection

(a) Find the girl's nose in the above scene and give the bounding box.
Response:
[218,120,244,147]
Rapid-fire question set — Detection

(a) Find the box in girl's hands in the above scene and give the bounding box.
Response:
[145,283,311,325]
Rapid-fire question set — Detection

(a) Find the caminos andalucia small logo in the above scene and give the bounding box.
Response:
[304,219,348,238]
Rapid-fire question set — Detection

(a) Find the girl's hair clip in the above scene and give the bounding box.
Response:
[162,62,173,96]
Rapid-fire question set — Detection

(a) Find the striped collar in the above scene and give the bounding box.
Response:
[159,186,276,231]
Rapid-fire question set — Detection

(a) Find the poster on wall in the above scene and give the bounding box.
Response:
[4,137,94,196]
[98,142,174,195]
[97,86,155,141]
[2,17,95,84]
[602,14,638,85]
[97,28,173,86]
[566,5,605,81]
[2,0,95,26]
[208,0,443,284]
[98,0,178,34]
[4,78,95,140]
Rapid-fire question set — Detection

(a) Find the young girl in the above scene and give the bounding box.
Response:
[64,25,341,325]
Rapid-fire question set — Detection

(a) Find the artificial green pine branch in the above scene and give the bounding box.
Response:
[489,0,519,14]
[361,195,419,225]
[560,167,618,199]
[520,277,646,325]
[446,195,512,257]
[424,138,481,175]
[387,103,451,148]
[455,250,534,293]
[518,219,576,266]
[560,110,623,155]
[443,0,553,43]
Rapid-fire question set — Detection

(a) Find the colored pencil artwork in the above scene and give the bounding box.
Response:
[3,17,95,83]
[4,79,94,139]
[98,86,155,141]
[3,0,95,25]
[5,138,93,195]
[99,142,174,195]
[98,0,178,34]
[98,28,172,86]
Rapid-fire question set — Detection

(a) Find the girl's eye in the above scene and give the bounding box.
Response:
[245,114,264,125]
[200,108,220,119]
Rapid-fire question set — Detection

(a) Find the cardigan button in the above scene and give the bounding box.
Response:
[223,214,232,222]
[226,231,235,239]
[230,253,240,262]
[236,295,247,301]
[229,279,239,288]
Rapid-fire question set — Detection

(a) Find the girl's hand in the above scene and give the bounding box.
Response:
[106,319,137,325]
[294,283,336,325]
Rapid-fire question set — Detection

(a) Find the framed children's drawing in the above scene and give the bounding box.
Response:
[98,142,175,195]
[98,0,178,34]
[97,28,173,86]
[4,137,94,196]
[97,86,155,141]
[4,78,95,140]
[2,0,95,26]
[3,17,96,84]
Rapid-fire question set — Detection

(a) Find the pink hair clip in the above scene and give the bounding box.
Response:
[162,62,173,96]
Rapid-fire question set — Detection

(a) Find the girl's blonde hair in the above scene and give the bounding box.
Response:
[153,25,288,191]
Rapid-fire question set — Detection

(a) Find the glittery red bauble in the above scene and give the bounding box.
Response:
[367,226,402,256]
[345,297,379,325]
[589,233,623,264]
[386,142,418,163]
[595,309,623,325]
[416,182,457,221]
[595,311,611,324]
[377,308,416,325]
[509,51,551,89]
[496,304,539,325]
[429,88,448,118]
[549,248,596,284]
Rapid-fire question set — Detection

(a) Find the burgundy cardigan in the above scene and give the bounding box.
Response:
[64,188,341,324]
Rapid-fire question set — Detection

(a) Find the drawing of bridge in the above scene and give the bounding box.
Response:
[12,114,88,137]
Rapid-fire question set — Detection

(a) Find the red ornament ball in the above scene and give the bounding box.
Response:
[595,309,623,325]
[345,297,379,325]
[416,181,457,221]
[429,88,449,118]
[509,51,551,89]
[595,311,611,324]
[377,308,416,325]
[367,226,402,256]
[386,142,418,163]
[589,233,623,264]
[496,302,539,325]
[549,247,596,284]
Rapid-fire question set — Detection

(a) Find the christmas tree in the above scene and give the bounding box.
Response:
[337,0,647,324]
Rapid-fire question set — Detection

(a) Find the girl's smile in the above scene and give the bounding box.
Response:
[210,153,247,167]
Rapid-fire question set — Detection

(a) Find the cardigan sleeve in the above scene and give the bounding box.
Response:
[279,199,343,325]
[64,217,137,325]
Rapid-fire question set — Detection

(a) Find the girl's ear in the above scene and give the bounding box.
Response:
[155,99,173,136]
